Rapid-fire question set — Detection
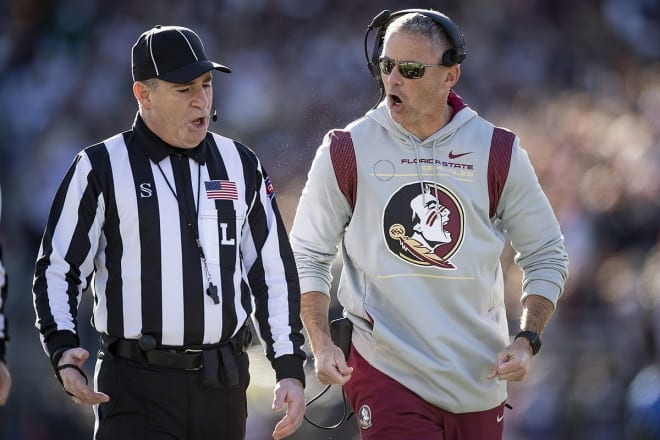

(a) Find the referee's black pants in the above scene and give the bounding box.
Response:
[94,351,250,440]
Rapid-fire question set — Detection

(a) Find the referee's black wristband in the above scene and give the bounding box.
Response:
[55,364,88,397]
[50,346,75,369]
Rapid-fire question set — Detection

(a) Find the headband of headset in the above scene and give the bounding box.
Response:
[364,8,467,80]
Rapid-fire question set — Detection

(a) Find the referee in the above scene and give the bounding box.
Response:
[32,26,306,440]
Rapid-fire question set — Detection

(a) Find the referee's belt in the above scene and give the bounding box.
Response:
[101,325,252,388]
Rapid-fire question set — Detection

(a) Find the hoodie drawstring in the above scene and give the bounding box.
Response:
[410,137,441,218]
[411,136,426,198]
[432,139,439,194]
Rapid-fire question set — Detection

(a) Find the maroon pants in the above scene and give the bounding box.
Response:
[343,346,506,440]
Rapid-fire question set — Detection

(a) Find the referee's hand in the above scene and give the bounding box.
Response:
[271,377,305,439]
[58,348,110,405]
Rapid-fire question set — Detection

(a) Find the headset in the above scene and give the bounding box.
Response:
[363,9,467,106]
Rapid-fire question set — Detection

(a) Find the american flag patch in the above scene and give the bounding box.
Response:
[264,176,275,200]
[205,180,238,200]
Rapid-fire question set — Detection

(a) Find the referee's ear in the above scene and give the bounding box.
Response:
[133,81,152,110]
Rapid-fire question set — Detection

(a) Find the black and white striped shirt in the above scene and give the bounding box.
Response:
[33,115,305,382]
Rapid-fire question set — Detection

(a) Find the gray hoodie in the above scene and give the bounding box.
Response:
[291,92,568,413]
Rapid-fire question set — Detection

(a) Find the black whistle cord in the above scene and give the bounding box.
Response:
[304,384,354,430]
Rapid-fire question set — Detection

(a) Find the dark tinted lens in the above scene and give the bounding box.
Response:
[379,57,395,75]
[399,62,425,79]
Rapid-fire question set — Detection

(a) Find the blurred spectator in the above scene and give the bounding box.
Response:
[0,186,12,437]
[0,0,659,439]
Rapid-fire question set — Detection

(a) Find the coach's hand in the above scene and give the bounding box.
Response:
[487,337,533,382]
[58,348,110,405]
[313,341,353,386]
[272,377,305,439]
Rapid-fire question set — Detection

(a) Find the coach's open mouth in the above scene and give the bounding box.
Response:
[388,93,403,109]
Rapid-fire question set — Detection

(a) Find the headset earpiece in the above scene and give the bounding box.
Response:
[365,9,392,80]
[441,48,459,67]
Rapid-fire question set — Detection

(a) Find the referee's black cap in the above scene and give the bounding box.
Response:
[132,25,231,83]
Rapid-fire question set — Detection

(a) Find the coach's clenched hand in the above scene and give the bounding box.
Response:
[487,337,533,382]
[313,341,353,386]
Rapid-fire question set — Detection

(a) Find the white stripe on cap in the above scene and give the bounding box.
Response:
[176,29,200,61]
[147,28,200,78]
[148,33,159,76]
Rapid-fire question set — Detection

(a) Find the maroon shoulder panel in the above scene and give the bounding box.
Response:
[487,127,515,218]
[328,129,357,211]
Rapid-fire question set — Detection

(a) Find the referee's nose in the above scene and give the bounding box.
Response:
[190,80,212,111]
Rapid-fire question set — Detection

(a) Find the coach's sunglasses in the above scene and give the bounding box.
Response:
[379,56,445,79]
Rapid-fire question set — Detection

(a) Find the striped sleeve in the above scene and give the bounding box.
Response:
[237,147,305,384]
[488,127,514,219]
[33,148,105,361]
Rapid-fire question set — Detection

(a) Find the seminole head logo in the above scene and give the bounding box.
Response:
[383,182,464,269]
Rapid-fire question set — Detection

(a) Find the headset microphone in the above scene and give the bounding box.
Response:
[211,105,217,122]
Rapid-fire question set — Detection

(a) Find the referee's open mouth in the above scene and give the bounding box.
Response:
[191,117,207,128]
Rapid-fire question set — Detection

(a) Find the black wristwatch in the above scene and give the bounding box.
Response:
[514,330,542,356]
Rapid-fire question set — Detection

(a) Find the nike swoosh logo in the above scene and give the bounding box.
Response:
[448,150,472,159]
[497,414,504,423]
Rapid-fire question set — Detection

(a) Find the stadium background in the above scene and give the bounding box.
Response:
[0,0,659,438]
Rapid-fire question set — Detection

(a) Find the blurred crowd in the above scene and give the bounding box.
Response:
[0,0,659,439]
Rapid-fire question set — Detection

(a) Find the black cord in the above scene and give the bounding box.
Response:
[55,363,88,397]
[363,10,391,109]
[304,384,354,430]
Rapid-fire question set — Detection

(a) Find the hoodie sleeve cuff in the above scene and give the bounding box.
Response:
[521,279,562,308]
